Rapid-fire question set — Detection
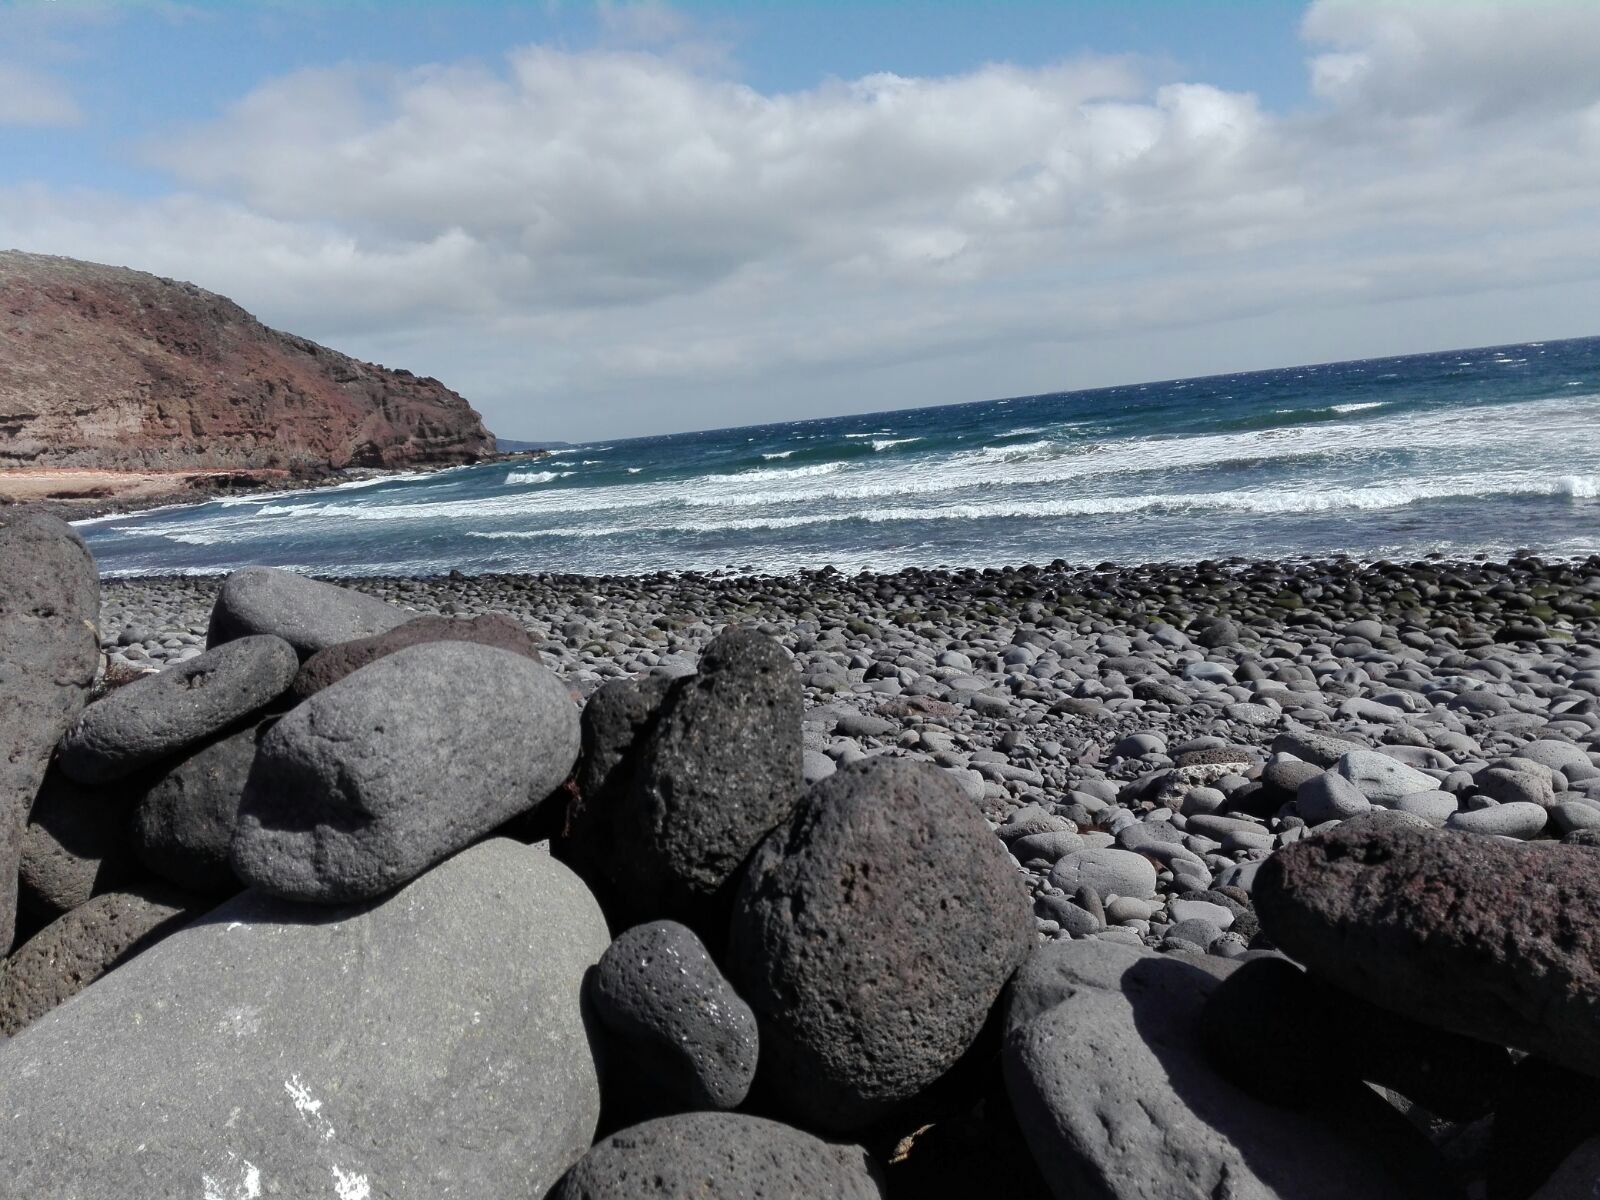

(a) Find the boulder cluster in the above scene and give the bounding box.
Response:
[6,514,1600,1198]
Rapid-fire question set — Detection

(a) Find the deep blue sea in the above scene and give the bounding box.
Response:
[79,336,1600,578]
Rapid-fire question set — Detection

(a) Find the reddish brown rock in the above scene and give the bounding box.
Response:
[0,251,493,473]
[290,614,541,701]
[1255,820,1600,1076]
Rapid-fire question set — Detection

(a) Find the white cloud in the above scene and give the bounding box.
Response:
[0,62,82,126]
[5,0,1600,438]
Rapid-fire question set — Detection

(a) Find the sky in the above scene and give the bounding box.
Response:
[2,1,1599,441]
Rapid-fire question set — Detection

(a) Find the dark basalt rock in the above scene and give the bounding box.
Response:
[548,1112,884,1200]
[288,612,541,701]
[1256,819,1600,1078]
[620,627,804,927]
[729,756,1031,1134]
[0,512,100,952]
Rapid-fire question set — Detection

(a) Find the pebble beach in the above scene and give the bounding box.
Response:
[6,528,1600,1198]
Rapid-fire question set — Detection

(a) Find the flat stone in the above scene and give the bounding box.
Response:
[1474,766,1556,808]
[0,513,100,952]
[1048,848,1158,901]
[0,884,194,1037]
[207,565,411,658]
[548,1113,884,1200]
[1446,801,1548,839]
[0,839,606,1197]
[729,757,1031,1133]
[622,627,804,926]
[1334,750,1438,804]
[1390,790,1459,827]
[1271,730,1366,768]
[231,642,579,902]
[289,613,541,700]
[591,920,758,1113]
[133,720,267,895]
[58,635,298,784]
[1255,820,1600,1078]
[1003,940,1433,1200]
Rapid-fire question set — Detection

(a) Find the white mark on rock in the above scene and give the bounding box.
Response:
[284,1074,336,1142]
[200,1153,262,1199]
[216,1005,262,1038]
[332,1165,371,1200]
[225,922,245,932]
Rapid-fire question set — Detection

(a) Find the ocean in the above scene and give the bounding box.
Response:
[78,336,1600,578]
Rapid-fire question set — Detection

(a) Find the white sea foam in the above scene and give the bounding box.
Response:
[504,470,560,486]
[762,450,796,459]
[1330,402,1386,414]
[871,438,923,452]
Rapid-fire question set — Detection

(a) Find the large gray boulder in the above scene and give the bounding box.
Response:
[1,883,194,1038]
[729,757,1032,1133]
[0,512,99,952]
[621,627,804,924]
[1003,940,1445,1200]
[1255,819,1600,1078]
[207,565,410,658]
[0,839,607,1196]
[231,642,580,902]
[58,634,298,783]
[549,1113,884,1200]
[133,720,268,895]
[591,920,759,1114]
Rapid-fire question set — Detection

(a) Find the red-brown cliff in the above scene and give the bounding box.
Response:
[0,251,495,473]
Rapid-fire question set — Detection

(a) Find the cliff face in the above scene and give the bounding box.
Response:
[0,251,495,472]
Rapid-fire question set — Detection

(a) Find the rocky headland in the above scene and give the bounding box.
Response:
[0,251,496,509]
[5,523,1600,1198]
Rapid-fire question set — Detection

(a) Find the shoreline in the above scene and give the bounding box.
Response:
[2,451,547,523]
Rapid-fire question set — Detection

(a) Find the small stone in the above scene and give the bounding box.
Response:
[1446,801,1548,839]
[1334,750,1438,805]
[591,921,759,1113]
[1049,847,1159,901]
[1296,771,1372,824]
[289,613,541,700]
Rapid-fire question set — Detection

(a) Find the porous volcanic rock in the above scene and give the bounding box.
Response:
[0,250,493,471]
[0,512,99,952]
[548,1113,885,1200]
[1255,820,1600,1077]
[622,627,804,924]
[289,613,541,700]
[729,756,1032,1133]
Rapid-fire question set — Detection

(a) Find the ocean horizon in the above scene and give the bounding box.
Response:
[78,335,1600,578]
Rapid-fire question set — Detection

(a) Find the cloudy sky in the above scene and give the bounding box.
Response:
[3,0,1598,441]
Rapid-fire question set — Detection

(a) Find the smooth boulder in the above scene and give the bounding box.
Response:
[58,634,297,783]
[1255,819,1600,1077]
[729,757,1031,1133]
[231,642,580,902]
[591,920,759,1113]
[621,627,804,923]
[0,839,607,1196]
[0,513,100,952]
[289,612,541,701]
[206,565,410,657]
[1003,940,1443,1200]
[549,1113,884,1200]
